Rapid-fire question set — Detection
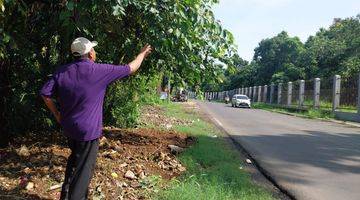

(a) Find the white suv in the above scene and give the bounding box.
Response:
[231,94,251,108]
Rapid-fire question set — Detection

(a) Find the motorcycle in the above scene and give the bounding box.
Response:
[224,96,230,104]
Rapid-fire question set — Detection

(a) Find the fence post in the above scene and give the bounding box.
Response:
[255,86,258,101]
[332,75,341,112]
[263,85,268,103]
[277,83,282,104]
[314,78,321,109]
[252,86,256,102]
[299,80,305,108]
[270,83,274,104]
[252,87,255,100]
[249,87,253,100]
[258,86,262,103]
[287,82,292,106]
[358,74,360,114]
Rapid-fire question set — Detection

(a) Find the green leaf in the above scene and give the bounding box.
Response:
[66,1,74,11]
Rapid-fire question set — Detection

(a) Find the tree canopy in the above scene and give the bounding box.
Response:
[0,0,238,145]
[218,15,360,91]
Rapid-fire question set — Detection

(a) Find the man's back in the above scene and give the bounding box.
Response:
[41,59,130,141]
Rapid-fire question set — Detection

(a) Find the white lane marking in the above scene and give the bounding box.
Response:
[213,117,223,126]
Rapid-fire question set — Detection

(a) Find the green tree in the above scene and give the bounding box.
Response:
[303,15,360,78]
[214,15,359,94]
[253,31,305,85]
[0,0,238,146]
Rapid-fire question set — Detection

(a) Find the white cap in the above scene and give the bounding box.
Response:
[71,37,98,56]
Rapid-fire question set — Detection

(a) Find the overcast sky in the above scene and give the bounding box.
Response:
[213,0,360,61]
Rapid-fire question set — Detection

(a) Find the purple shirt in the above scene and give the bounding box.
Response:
[40,59,131,141]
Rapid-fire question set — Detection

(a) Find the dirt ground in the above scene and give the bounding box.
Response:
[138,105,194,129]
[0,105,195,200]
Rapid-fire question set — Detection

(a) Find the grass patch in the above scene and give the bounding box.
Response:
[302,100,357,113]
[252,103,334,119]
[153,102,274,200]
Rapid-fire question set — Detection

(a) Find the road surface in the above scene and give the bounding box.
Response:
[198,101,360,200]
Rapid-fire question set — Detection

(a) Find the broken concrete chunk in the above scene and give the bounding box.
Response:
[124,170,136,180]
[49,183,62,191]
[119,163,128,168]
[26,182,34,190]
[17,145,30,157]
[178,166,186,172]
[168,145,184,154]
[139,171,146,179]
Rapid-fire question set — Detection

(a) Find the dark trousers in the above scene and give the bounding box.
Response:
[60,138,99,200]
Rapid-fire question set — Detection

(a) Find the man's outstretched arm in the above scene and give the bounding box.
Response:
[42,96,61,123]
[128,44,152,74]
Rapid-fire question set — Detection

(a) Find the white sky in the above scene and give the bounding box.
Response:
[213,0,360,61]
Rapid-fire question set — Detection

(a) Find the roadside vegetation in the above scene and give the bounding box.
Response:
[152,102,275,200]
[0,0,239,146]
[252,103,334,120]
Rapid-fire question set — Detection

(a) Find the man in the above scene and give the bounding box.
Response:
[40,37,152,200]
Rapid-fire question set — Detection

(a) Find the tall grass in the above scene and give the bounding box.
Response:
[252,103,334,119]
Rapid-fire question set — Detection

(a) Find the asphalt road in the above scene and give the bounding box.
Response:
[198,101,360,200]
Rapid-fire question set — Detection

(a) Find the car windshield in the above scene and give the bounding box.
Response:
[236,96,248,100]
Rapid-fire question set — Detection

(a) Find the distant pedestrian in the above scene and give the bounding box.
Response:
[40,37,152,200]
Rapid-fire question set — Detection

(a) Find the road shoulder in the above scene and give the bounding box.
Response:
[195,101,292,200]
